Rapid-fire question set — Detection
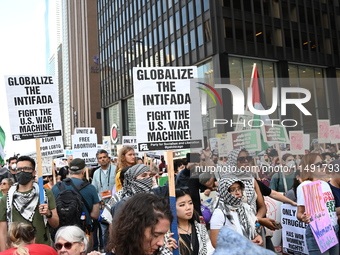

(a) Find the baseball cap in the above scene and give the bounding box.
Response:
[69,158,86,171]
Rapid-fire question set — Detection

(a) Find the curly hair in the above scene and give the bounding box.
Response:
[116,146,136,173]
[107,193,173,255]
[7,222,35,255]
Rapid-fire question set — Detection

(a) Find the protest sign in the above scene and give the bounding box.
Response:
[122,136,138,152]
[5,75,62,140]
[40,136,64,157]
[227,129,261,151]
[73,149,98,164]
[74,127,95,135]
[133,67,203,151]
[289,131,305,155]
[329,125,340,144]
[318,120,330,143]
[303,134,310,151]
[264,196,282,247]
[209,138,219,154]
[281,204,308,255]
[303,181,338,253]
[173,149,191,159]
[261,124,289,143]
[234,111,254,131]
[216,133,228,157]
[102,136,112,157]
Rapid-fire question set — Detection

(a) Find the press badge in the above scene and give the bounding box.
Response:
[101,190,112,199]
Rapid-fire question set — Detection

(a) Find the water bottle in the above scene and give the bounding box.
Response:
[255,222,261,235]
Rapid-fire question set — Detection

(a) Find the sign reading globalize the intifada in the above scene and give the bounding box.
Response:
[133,67,203,151]
[5,75,62,141]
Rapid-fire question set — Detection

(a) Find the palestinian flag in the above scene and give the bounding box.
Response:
[0,127,5,165]
[250,63,270,151]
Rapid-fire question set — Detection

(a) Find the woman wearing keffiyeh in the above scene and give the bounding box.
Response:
[101,164,154,224]
[210,148,266,247]
[210,178,262,247]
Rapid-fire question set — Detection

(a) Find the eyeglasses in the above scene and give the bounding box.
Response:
[201,158,206,161]
[237,156,253,163]
[55,242,78,251]
[0,182,7,185]
[229,187,243,193]
[15,167,34,173]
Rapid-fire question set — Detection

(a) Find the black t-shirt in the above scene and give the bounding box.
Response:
[256,180,272,197]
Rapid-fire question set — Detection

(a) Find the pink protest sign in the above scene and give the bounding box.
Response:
[318,119,330,143]
[329,125,340,144]
[303,181,338,253]
[289,131,304,155]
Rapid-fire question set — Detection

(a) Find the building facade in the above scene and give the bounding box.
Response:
[97,0,340,144]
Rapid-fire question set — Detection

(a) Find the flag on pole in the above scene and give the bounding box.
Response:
[0,127,6,165]
[250,63,270,151]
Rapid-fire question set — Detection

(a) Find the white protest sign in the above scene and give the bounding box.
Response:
[5,75,62,141]
[40,136,64,157]
[72,134,97,150]
[264,196,282,247]
[102,136,112,157]
[209,138,219,154]
[73,149,98,164]
[216,133,228,157]
[122,136,139,152]
[74,127,96,135]
[133,67,203,151]
[281,204,309,255]
[32,156,53,176]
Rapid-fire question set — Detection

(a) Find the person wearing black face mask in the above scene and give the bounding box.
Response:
[0,156,59,251]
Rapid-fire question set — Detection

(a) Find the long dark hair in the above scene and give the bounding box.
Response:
[107,193,173,255]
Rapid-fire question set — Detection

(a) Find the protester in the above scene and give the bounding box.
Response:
[165,188,214,255]
[0,156,17,183]
[296,153,339,255]
[0,178,14,198]
[92,150,116,250]
[285,171,302,202]
[57,156,73,181]
[106,193,172,255]
[54,226,88,255]
[210,178,262,247]
[115,146,136,192]
[270,153,296,193]
[43,175,54,190]
[0,156,59,251]
[0,222,57,255]
[101,164,155,224]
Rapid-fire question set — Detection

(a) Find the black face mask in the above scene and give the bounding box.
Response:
[213,158,218,164]
[17,172,33,185]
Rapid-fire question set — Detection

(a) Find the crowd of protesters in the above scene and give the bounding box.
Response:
[0,143,339,255]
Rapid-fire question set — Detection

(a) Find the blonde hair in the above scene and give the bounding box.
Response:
[116,146,136,172]
[300,153,323,181]
[8,222,35,255]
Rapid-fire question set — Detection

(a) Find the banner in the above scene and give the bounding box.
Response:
[5,75,62,141]
[281,204,308,255]
[318,120,330,143]
[289,131,305,155]
[261,124,289,143]
[133,67,203,151]
[40,136,64,157]
[303,181,338,253]
[227,129,261,151]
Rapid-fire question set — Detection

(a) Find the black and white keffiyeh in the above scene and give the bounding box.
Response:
[217,178,255,240]
[220,148,257,213]
[102,164,153,223]
[7,182,47,225]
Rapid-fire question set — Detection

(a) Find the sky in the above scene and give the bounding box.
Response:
[0,0,47,158]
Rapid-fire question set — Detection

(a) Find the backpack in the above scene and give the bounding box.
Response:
[52,178,90,235]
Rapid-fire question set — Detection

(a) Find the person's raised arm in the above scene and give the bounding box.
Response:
[270,190,297,206]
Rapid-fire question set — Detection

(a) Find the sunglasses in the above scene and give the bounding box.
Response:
[0,182,7,185]
[237,156,253,163]
[55,242,78,251]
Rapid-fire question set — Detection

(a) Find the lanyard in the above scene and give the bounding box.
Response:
[99,164,111,188]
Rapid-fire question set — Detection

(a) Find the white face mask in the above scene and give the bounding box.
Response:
[295,159,301,165]
[286,160,295,169]
[10,163,16,170]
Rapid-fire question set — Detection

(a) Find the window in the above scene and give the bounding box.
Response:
[169,16,174,34]
[175,11,180,30]
[181,6,187,26]
[177,38,182,57]
[195,0,201,16]
[188,1,194,21]
[164,19,168,38]
[197,25,203,46]
[190,29,196,50]
[183,34,189,54]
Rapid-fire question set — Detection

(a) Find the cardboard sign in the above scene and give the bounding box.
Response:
[261,124,289,143]
[5,75,62,140]
[133,67,203,151]
[40,136,64,157]
[318,120,330,143]
[72,148,98,164]
[227,129,261,151]
[281,204,308,255]
[303,181,338,253]
[289,131,305,155]
[122,136,138,152]
[74,127,95,135]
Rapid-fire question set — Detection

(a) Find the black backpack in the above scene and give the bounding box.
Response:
[51,178,90,240]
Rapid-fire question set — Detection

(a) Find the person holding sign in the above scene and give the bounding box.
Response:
[210,178,263,248]
[165,187,214,254]
[0,156,59,251]
[270,153,296,193]
[296,153,339,255]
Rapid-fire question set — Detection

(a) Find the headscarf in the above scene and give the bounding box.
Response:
[213,227,276,255]
[217,178,255,240]
[220,148,257,213]
[102,164,153,224]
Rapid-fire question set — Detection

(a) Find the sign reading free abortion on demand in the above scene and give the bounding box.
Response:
[5,75,62,141]
[133,67,203,151]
